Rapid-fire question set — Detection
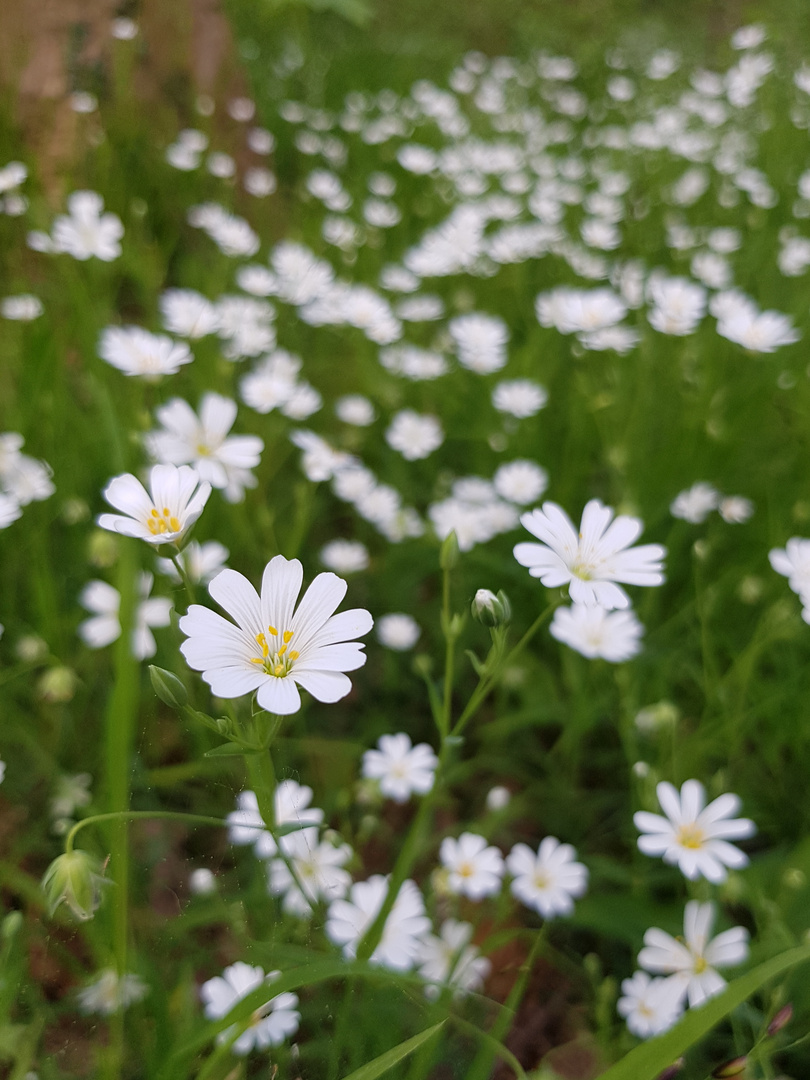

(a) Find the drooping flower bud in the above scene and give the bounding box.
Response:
[41,849,109,921]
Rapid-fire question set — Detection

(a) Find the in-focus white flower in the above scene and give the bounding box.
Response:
[417,919,490,1000]
[179,555,373,715]
[98,464,211,548]
[376,613,420,651]
[146,394,263,502]
[634,779,755,883]
[362,733,438,803]
[670,483,720,523]
[514,499,666,610]
[617,971,683,1039]
[200,963,300,1056]
[440,832,504,900]
[638,901,749,1008]
[319,539,369,574]
[78,573,172,660]
[98,326,193,378]
[550,603,643,662]
[78,969,148,1015]
[326,876,430,970]
[506,837,588,917]
[156,540,229,585]
[267,827,353,916]
[227,782,324,859]
[385,411,444,461]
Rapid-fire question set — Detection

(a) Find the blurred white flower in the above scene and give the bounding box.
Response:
[227,782,323,860]
[492,379,548,418]
[417,919,490,1000]
[362,733,438,803]
[319,539,369,574]
[385,411,444,460]
[376,613,420,651]
[550,604,644,662]
[43,191,123,261]
[617,971,683,1038]
[326,876,430,970]
[267,827,353,916]
[78,970,148,1015]
[200,963,299,1056]
[507,837,588,917]
[99,326,193,378]
[440,832,504,900]
[670,482,720,523]
[78,573,172,660]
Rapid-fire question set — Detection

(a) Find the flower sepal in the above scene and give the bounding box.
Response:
[41,849,110,921]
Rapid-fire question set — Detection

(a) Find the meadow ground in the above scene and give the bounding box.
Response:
[3,1,810,1078]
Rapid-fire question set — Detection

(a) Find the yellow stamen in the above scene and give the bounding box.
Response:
[283,630,294,643]
[288,650,299,661]
[268,626,278,636]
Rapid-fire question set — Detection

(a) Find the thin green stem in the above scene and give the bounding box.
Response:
[466,924,549,1080]
[441,562,454,739]
[65,811,242,854]
[170,552,197,611]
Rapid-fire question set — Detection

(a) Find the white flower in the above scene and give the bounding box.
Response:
[159,289,220,338]
[325,876,430,970]
[319,540,369,574]
[440,832,504,900]
[380,344,448,381]
[417,919,490,1000]
[376,613,420,651]
[638,901,749,1008]
[200,963,300,1055]
[362,733,438,803]
[769,538,810,604]
[335,395,376,426]
[1,295,43,320]
[647,275,707,336]
[227,782,324,859]
[98,326,193,378]
[550,604,643,662]
[98,464,211,548]
[492,379,548,418]
[717,306,801,352]
[78,969,148,1015]
[617,971,683,1038]
[78,573,172,660]
[146,394,263,502]
[670,483,720,523]
[493,460,549,505]
[49,191,123,261]
[240,350,301,414]
[189,868,217,895]
[634,780,755,883]
[514,499,666,610]
[179,555,373,715]
[506,837,588,917]
[449,313,509,374]
[0,454,54,505]
[156,540,229,585]
[267,827,353,916]
[0,760,5,784]
[0,161,26,194]
[536,287,627,334]
[385,411,444,461]
[719,496,753,523]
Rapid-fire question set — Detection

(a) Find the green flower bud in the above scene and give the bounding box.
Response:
[149,666,188,709]
[37,666,79,703]
[439,530,459,570]
[41,850,109,921]
[712,1057,747,1078]
[656,1061,685,1080]
[471,588,510,627]
[1,911,23,941]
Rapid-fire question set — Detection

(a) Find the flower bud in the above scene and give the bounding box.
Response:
[767,1003,793,1036]
[1,911,23,942]
[41,850,109,921]
[37,666,79,703]
[439,530,459,570]
[712,1057,747,1078]
[149,666,188,709]
[656,1061,685,1080]
[471,588,510,627]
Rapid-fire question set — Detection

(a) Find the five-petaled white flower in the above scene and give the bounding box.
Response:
[440,832,504,900]
[200,962,300,1056]
[638,901,749,1008]
[179,555,373,715]
[513,499,666,610]
[417,919,491,1000]
[506,837,588,918]
[617,970,683,1039]
[98,464,211,548]
[326,876,430,970]
[362,733,438,803]
[634,780,755,883]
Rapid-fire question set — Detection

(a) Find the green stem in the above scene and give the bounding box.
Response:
[65,811,242,854]
[452,601,559,738]
[246,746,277,830]
[170,552,197,610]
[441,562,454,739]
[466,925,549,1080]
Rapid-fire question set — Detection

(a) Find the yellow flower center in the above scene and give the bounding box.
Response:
[533,870,550,890]
[457,861,475,879]
[146,506,181,535]
[676,824,705,850]
[250,626,299,678]
[693,955,708,974]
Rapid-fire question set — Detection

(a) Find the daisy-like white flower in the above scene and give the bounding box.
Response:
[769,538,810,603]
[156,540,229,585]
[78,969,148,1015]
[78,573,172,660]
[385,411,444,461]
[634,780,755,883]
[638,901,749,1008]
[440,833,504,900]
[98,326,193,378]
[549,604,644,662]
[200,963,300,1056]
[417,919,491,1000]
[362,733,438,803]
[320,539,369,574]
[514,500,666,610]
[325,876,430,970]
[506,837,588,918]
[267,827,353,916]
[376,613,420,651]
[179,555,373,715]
[617,971,683,1039]
[49,191,124,261]
[98,464,211,548]
[0,493,22,529]
[227,782,324,859]
[146,394,264,503]
[670,482,720,523]
[492,379,548,418]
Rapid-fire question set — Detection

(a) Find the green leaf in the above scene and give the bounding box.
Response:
[596,943,810,1080]
[203,742,261,757]
[339,1022,446,1080]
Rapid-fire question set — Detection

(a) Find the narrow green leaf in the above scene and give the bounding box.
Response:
[597,943,810,1080]
[203,742,260,758]
[339,1022,446,1080]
